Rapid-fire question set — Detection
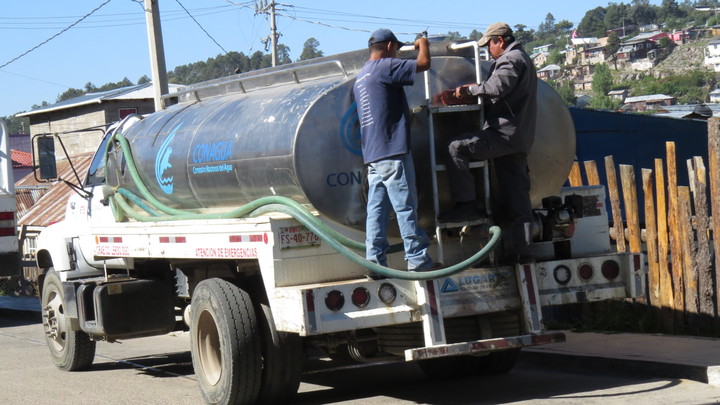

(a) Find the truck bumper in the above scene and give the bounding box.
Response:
[405,332,566,361]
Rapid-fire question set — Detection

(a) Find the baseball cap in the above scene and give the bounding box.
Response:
[368,28,402,47]
[477,22,513,47]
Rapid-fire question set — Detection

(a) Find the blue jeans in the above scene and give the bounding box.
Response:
[366,153,432,270]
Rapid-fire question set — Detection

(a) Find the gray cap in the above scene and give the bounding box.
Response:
[477,22,513,47]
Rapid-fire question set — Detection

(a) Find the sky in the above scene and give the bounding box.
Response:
[0,0,664,119]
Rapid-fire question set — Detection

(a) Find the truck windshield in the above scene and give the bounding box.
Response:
[85,133,111,187]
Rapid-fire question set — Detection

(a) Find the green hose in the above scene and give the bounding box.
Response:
[105,130,501,280]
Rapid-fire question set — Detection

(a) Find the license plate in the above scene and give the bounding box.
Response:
[278,226,321,249]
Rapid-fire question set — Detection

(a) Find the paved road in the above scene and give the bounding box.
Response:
[2,309,720,405]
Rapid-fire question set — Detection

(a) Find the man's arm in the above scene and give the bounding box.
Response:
[415,37,430,73]
[455,53,522,98]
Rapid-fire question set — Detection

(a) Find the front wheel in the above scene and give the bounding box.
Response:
[41,269,96,371]
[190,279,262,405]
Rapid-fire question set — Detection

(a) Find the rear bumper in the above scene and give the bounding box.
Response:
[405,332,566,361]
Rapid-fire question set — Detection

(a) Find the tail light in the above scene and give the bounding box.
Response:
[0,211,15,236]
[351,287,370,308]
[553,265,571,285]
[325,290,344,311]
[601,260,620,280]
[578,263,594,280]
[378,283,397,305]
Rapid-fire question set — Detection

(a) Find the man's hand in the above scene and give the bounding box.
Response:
[455,85,469,98]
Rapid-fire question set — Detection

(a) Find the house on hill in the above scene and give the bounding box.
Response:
[17,82,185,159]
[615,31,669,63]
[537,64,561,80]
[622,94,676,112]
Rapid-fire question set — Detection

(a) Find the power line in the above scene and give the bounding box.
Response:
[173,0,240,66]
[0,0,113,70]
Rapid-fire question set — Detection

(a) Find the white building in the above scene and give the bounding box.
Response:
[704,40,720,72]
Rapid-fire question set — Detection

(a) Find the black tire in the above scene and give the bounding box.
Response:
[41,269,96,371]
[190,279,262,405]
[256,303,303,404]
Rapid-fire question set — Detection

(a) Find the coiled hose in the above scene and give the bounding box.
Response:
[104,129,501,281]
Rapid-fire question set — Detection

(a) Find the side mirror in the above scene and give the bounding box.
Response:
[34,135,58,181]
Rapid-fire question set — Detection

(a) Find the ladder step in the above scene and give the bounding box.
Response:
[429,104,482,114]
[434,161,487,172]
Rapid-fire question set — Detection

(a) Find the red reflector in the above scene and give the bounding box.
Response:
[578,264,594,280]
[601,260,620,280]
[0,227,14,236]
[0,212,14,220]
[633,254,641,270]
[325,290,345,312]
[351,287,370,308]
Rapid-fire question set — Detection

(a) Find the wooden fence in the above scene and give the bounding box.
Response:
[567,116,720,334]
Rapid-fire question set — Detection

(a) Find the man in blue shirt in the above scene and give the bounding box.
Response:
[353,28,432,271]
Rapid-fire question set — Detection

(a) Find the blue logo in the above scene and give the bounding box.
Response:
[340,102,361,156]
[155,123,182,195]
[440,278,459,293]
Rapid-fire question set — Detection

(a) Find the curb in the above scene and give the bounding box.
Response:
[522,349,719,386]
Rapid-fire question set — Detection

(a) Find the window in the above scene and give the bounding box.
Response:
[118,108,137,120]
[85,132,112,187]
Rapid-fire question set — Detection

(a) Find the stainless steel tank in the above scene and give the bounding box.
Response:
[106,42,575,231]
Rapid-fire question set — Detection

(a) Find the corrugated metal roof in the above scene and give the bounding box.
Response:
[16,154,93,227]
[624,94,674,103]
[17,83,186,117]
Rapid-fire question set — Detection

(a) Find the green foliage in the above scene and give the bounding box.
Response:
[589,95,622,110]
[549,80,576,106]
[619,69,716,104]
[592,64,614,97]
[0,114,30,134]
[298,38,324,61]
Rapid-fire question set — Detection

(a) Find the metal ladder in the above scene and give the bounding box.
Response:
[425,41,492,265]
[415,42,493,349]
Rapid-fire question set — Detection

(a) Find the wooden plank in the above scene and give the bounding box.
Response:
[584,160,600,186]
[605,156,626,253]
[620,164,642,253]
[691,156,713,317]
[709,117,720,316]
[655,158,673,331]
[568,161,583,187]
[678,186,698,317]
[642,168,660,309]
[666,141,684,324]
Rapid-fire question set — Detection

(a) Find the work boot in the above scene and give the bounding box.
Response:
[438,202,480,223]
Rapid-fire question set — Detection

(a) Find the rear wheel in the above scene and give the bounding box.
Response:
[191,279,262,405]
[41,269,96,371]
[256,303,303,404]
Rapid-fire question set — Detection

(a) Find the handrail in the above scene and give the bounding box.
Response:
[163,59,349,103]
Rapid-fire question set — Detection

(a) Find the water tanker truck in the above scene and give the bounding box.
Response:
[34,41,644,404]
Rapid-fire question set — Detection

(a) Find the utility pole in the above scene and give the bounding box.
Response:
[144,0,169,111]
[256,0,279,66]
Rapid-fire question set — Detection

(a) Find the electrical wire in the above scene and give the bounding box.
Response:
[0,0,113,70]
[173,0,243,67]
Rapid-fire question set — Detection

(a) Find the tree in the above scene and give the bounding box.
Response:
[84,82,97,92]
[444,31,464,41]
[578,7,607,37]
[512,24,534,44]
[298,37,324,61]
[630,0,657,26]
[592,64,614,97]
[606,32,621,56]
[538,13,557,38]
[276,44,292,65]
[468,29,482,41]
[57,88,85,102]
[550,80,576,106]
[137,75,151,84]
